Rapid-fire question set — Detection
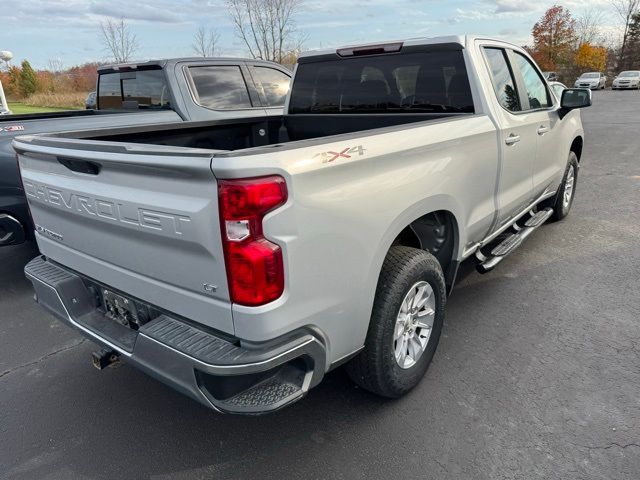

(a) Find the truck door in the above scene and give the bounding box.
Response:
[508,51,564,198]
[482,47,535,226]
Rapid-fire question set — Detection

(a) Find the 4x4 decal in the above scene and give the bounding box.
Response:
[314,145,366,164]
[1,125,25,133]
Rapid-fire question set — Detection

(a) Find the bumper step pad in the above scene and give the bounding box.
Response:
[141,316,246,365]
[224,376,302,409]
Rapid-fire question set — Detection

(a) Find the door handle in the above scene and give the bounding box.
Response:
[505,134,521,145]
[537,125,549,135]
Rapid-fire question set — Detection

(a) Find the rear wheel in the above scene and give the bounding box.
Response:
[346,247,446,398]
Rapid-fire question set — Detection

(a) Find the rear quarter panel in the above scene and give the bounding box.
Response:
[211,115,499,365]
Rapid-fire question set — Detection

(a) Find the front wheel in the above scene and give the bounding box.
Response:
[346,246,446,398]
[541,151,578,221]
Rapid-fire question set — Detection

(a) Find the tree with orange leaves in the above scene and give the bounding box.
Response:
[574,43,607,72]
[529,5,576,71]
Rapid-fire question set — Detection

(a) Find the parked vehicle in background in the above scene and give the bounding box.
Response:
[0,57,291,247]
[575,72,606,89]
[612,71,640,90]
[549,81,567,100]
[17,35,591,415]
[543,71,559,82]
[85,91,97,109]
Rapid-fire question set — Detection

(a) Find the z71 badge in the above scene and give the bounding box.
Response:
[314,145,366,164]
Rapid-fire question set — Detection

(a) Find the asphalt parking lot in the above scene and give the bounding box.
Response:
[1,90,639,480]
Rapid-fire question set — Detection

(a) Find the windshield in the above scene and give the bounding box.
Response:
[289,50,474,114]
[97,68,170,110]
[580,73,600,79]
[619,71,640,77]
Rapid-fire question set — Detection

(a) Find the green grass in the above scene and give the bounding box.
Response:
[7,103,77,114]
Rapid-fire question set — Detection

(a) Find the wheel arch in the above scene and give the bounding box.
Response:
[392,210,460,291]
[570,136,583,161]
[368,196,465,296]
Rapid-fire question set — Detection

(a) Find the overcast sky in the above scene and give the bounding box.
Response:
[0,0,619,69]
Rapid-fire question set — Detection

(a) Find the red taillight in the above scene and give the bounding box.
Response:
[218,176,287,306]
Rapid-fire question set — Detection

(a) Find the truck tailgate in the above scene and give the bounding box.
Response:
[14,137,233,334]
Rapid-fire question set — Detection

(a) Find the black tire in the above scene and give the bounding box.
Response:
[346,246,446,398]
[541,151,578,221]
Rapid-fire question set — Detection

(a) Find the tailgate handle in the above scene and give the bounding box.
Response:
[58,157,101,175]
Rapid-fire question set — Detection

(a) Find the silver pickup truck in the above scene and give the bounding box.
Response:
[15,36,591,414]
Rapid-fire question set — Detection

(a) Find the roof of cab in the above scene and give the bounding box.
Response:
[298,35,525,60]
[98,57,287,73]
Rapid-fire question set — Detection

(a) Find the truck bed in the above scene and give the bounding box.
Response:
[29,112,468,152]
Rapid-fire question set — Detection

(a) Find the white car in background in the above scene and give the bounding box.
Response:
[612,71,640,90]
[575,72,606,90]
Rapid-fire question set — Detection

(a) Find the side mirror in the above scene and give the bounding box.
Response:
[559,88,592,118]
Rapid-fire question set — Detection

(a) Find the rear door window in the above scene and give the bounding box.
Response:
[188,66,253,110]
[251,67,291,107]
[483,47,521,113]
[289,50,474,114]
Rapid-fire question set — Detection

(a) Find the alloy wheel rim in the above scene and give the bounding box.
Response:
[393,281,435,369]
[563,165,575,209]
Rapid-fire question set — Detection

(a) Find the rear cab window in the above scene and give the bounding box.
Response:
[97,67,170,110]
[289,49,475,114]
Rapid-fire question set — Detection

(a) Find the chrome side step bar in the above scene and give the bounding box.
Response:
[476,208,553,273]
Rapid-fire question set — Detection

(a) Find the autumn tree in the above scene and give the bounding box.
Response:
[67,62,101,92]
[3,66,22,98]
[227,0,304,63]
[19,60,39,97]
[530,5,576,71]
[574,43,607,72]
